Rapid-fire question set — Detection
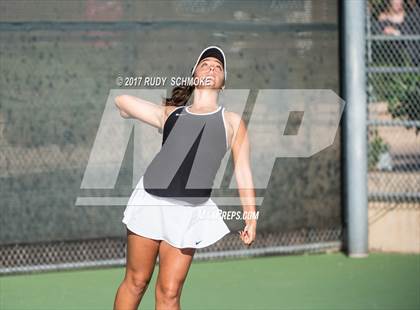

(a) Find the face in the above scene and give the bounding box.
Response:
[194,56,225,89]
[390,0,403,11]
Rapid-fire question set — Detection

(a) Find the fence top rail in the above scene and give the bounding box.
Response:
[367,35,420,41]
[366,119,420,128]
[0,21,338,32]
[366,67,420,74]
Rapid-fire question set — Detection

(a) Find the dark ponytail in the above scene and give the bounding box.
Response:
[162,84,195,107]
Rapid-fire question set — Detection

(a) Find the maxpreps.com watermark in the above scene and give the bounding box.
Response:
[198,210,260,221]
[115,75,214,87]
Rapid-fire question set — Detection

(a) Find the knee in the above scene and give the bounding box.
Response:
[156,282,182,301]
[124,273,151,296]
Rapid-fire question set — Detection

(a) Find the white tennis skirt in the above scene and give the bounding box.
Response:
[122,176,230,249]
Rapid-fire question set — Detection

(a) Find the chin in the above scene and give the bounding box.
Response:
[197,81,221,90]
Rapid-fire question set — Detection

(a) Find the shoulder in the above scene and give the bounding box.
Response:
[164,105,184,119]
[159,105,184,132]
[224,110,245,129]
[165,105,183,114]
[224,110,247,144]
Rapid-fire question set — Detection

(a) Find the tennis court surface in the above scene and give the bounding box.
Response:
[1,252,419,310]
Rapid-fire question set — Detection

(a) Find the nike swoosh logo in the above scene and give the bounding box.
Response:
[195,240,202,245]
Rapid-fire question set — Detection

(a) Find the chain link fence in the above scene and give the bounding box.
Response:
[0,0,343,275]
[0,228,342,275]
[366,0,420,205]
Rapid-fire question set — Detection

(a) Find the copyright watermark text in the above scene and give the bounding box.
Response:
[116,75,214,87]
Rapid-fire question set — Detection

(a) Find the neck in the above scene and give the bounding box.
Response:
[191,88,219,110]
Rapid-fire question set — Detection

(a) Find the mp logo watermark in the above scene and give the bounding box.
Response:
[75,89,345,208]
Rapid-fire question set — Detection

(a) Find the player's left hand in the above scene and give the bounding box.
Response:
[238,220,257,247]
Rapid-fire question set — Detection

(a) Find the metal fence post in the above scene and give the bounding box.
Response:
[341,0,369,257]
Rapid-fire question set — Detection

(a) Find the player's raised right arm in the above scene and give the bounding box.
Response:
[114,95,164,129]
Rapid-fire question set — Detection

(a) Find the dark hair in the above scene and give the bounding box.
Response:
[162,84,195,107]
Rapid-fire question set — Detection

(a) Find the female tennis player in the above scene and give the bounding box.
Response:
[113,45,257,310]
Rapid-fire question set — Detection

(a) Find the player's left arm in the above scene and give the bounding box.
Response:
[230,113,257,246]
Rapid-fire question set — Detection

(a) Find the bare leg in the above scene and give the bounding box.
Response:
[114,228,160,310]
[155,241,196,310]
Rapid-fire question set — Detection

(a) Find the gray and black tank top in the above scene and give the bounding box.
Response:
[142,104,229,205]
